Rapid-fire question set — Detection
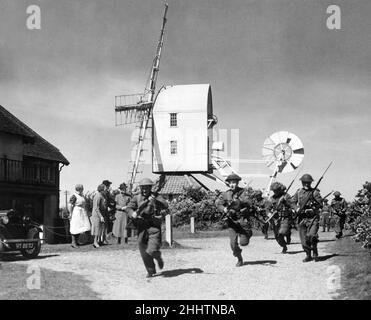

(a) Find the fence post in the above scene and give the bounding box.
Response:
[39,225,44,244]
[190,216,195,233]
[165,214,172,246]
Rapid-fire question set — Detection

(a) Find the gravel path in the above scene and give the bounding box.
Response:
[11,231,340,300]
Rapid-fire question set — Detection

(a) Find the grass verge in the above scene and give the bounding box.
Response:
[325,232,371,300]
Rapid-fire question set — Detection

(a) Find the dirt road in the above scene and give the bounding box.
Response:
[6,230,342,300]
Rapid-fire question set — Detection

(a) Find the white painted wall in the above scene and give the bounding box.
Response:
[152,84,213,173]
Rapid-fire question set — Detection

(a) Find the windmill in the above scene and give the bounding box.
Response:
[262,131,304,196]
[115,3,169,191]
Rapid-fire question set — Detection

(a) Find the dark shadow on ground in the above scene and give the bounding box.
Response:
[0,253,59,262]
[319,239,337,243]
[315,253,345,262]
[286,250,304,255]
[159,268,204,278]
[243,260,277,266]
[287,242,301,245]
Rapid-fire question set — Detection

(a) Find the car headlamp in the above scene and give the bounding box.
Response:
[1,216,9,225]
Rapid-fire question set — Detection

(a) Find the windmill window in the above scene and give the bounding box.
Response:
[170,113,177,127]
[170,140,177,155]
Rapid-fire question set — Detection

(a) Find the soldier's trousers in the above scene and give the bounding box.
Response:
[228,220,252,258]
[261,222,269,237]
[322,213,331,231]
[334,215,346,236]
[137,225,162,275]
[272,218,291,248]
[298,217,319,254]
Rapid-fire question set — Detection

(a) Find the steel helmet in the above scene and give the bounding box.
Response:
[225,173,241,182]
[300,174,314,183]
[254,189,263,196]
[270,182,285,191]
[139,178,154,186]
[333,191,341,197]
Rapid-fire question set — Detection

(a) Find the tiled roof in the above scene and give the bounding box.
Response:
[159,175,203,195]
[0,105,34,138]
[0,105,69,165]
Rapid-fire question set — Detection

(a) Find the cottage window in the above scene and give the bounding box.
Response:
[170,140,177,155]
[170,113,177,127]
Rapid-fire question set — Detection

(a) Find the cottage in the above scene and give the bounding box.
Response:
[0,105,69,243]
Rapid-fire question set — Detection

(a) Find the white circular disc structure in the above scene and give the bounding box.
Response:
[262,131,304,174]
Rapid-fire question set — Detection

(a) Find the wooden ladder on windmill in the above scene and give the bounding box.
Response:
[114,3,169,192]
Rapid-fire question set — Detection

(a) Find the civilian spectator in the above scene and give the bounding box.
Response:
[68,184,91,248]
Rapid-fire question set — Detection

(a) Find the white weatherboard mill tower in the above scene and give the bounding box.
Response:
[152,84,215,174]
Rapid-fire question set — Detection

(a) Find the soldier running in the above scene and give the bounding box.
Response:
[251,190,269,239]
[266,182,294,254]
[291,174,323,262]
[127,178,168,278]
[216,173,252,267]
[330,191,348,239]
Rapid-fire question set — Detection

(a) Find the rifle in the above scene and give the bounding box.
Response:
[293,161,333,221]
[265,169,301,224]
[323,190,333,200]
[128,174,167,228]
[219,191,266,227]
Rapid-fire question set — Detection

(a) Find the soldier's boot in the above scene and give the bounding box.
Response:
[117,237,121,244]
[153,252,164,270]
[235,253,243,267]
[302,251,312,263]
[335,232,342,239]
[264,234,268,240]
[313,246,319,262]
[156,256,164,270]
[281,245,288,254]
[124,237,128,244]
[146,272,156,278]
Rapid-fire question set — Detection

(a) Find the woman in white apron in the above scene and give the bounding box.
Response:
[68,184,91,248]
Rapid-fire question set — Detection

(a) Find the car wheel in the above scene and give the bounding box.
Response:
[21,229,41,259]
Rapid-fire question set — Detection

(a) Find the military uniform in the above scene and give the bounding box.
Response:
[216,179,252,266]
[330,192,348,239]
[251,191,269,239]
[291,176,323,262]
[320,201,332,232]
[127,180,168,277]
[266,183,294,253]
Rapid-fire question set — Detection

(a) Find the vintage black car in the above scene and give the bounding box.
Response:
[0,209,42,259]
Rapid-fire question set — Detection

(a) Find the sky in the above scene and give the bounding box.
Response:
[0,0,370,201]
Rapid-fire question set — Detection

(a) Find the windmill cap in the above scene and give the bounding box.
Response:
[225,173,241,182]
[139,178,154,186]
[300,174,314,182]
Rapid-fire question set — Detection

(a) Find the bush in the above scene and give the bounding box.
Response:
[348,181,371,249]
[169,187,224,230]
